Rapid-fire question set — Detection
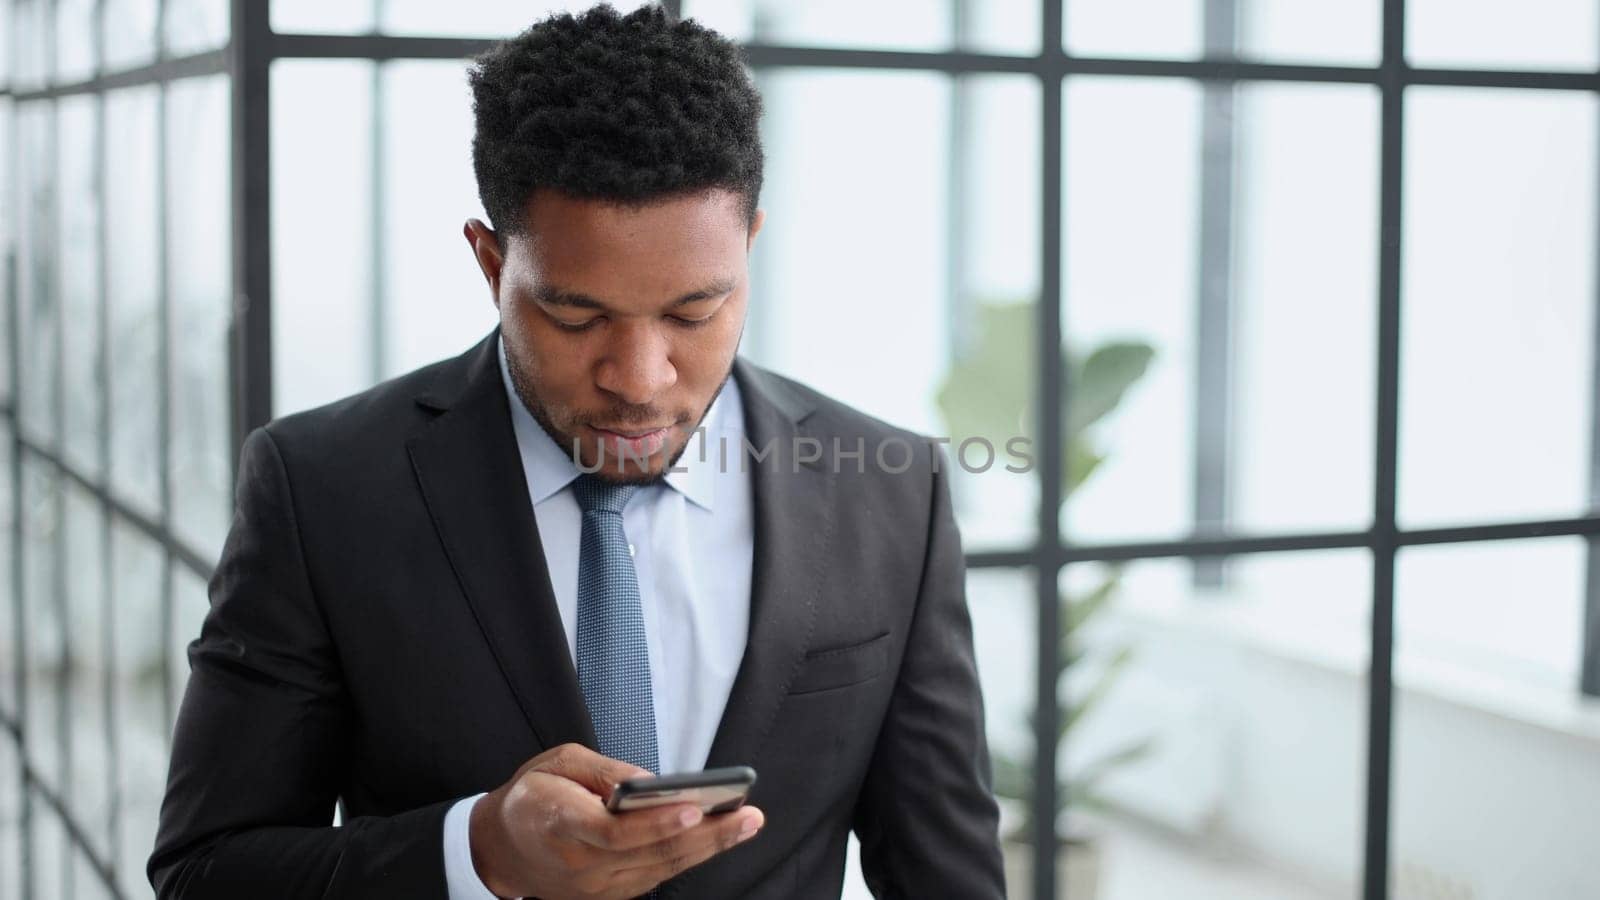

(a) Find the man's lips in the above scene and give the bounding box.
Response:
[593,425,673,438]
[589,424,673,460]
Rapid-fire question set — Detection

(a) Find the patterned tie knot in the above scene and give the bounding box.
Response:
[571,473,641,515]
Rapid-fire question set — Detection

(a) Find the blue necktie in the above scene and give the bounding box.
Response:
[572,474,661,776]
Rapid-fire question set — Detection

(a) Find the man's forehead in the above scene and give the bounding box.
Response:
[519,187,749,239]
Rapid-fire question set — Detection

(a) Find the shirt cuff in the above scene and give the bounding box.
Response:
[443,793,501,900]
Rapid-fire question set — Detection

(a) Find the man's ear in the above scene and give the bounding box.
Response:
[746,208,766,253]
[463,218,505,308]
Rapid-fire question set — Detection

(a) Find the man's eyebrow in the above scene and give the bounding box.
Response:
[532,277,738,311]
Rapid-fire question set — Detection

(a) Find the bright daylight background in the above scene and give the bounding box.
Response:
[2,1,1599,899]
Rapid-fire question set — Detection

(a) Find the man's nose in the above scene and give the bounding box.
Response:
[594,320,677,405]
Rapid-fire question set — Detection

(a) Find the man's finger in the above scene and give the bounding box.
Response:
[573,801,707,852]
[533,743,652,799]
[611,806,765,886]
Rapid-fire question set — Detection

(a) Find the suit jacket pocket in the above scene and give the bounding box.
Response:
[787,631,891,695]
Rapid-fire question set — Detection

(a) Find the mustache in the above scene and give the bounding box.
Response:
[584,407,687,429]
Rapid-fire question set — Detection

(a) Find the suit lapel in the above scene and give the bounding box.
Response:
[701,357,835,772]
[407,334,597,754]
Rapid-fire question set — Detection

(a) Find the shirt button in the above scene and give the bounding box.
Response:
[628,543,636,557]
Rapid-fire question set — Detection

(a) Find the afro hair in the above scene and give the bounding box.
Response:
[467,4,765,235]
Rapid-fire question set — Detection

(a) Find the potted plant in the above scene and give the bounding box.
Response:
[937,300,1156,899]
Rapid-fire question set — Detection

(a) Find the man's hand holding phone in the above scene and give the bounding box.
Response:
[468,743,765,900]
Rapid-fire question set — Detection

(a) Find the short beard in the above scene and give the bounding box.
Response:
[503,343,734,485]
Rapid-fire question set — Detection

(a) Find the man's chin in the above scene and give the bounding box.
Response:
[574,437,688,483]
[582,459,669,484]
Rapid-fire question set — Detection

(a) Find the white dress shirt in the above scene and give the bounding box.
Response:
[443,339,755,898]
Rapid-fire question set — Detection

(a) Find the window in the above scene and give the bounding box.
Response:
[0,2,231,896]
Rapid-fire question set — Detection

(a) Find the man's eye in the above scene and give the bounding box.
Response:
[670,314,714,329]
[553,318,600,332]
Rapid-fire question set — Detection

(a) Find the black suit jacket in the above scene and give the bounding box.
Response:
[149,331,1005,898]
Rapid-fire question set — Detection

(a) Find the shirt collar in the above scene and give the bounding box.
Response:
[497,337,736,512]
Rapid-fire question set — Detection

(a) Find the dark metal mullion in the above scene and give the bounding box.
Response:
[264,30,1600,92]
[6,49,229,102]
[1363,1,1405,898]
[945,0,973,361]
[91,0,123,876]
[1582,13,1600,700]
[1398,516,1600,546]
[1192,0,1239,589]
[155,0,178,737]
[1034,2,1063,899]
[230,0,273,468]
[966,513,1600,570]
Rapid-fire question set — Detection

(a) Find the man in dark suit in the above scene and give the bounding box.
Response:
[149,6,1004,898]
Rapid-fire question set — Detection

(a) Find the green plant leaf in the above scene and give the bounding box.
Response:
[990,751,1034,804]
[1059,737,1158,818]
[935,302,1034,446]
[1065,341,1155,438]
[1063,568,1123,633]
[1061,644,1135,739]
[1064,437,1104,499]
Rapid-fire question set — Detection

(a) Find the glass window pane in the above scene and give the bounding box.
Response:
[110,522,165,900]
[72,851,117,900]
[270,0,377,35]
[1060,551,1369,898]
[29,802,68,900]
[103,0,160,71]
[0,2,11,90]
[60,95,103,480]
[965,567,1037,884]
[0,727,19,900]
[1408,0,1598,71]
[1239,0,1381,66]
[750,71,1039,551]
[271,60,376,416]
[379,0,653,38]
[1066,0,1203,60]
[55,0,97,83]
[1393,537,1600,900]
[105,86,163,517]
[166,75,232,563]
[13,1,51,90]
[21,458,62,792]
[0,96,12,406]
[1399,89,1596,528]
[748,71,948,425]
[17,101,58,445]
[938,78,1043,552]
[1062,77,1200,543]
[1398,538,1583,693]
[684,0,1039,55]
[1232,83,1378,534]
[163,0,228,56]
[63,483,110,857]
[379,60,498,378]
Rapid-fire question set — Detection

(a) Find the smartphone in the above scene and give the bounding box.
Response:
[605,765,757,815]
